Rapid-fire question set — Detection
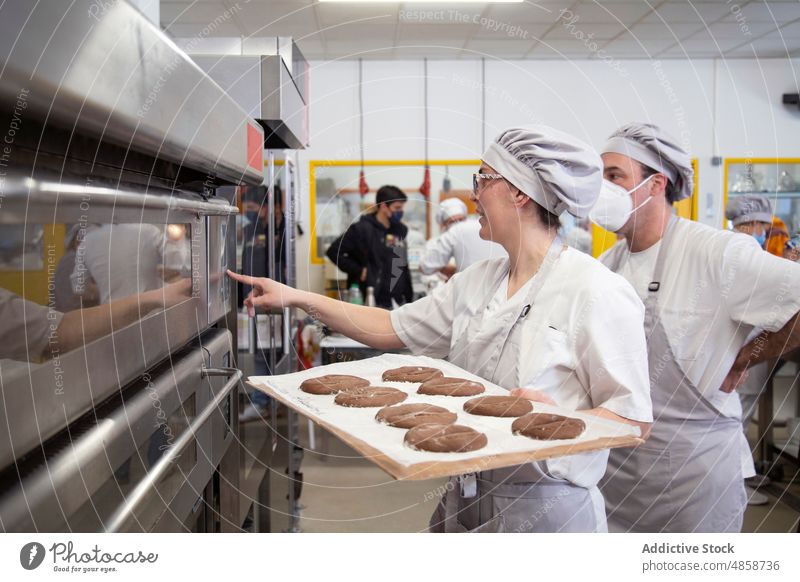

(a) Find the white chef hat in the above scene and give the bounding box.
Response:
[725,195,773,226]
[603,123,694,203]
[481,125,603,218]
[436,198,468,225]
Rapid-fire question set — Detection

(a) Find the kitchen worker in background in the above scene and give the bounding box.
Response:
[767,216,790,257]
[326,185,413,309]
[239,186,286,423]
[726,195,773,250]
[0,281,191,363]
[591,122,800,532]
[230,125,653,533]
[420,198,505,280]
[725,195,776,507]
[72,223,164,304]
[54,224,99,312]
[562,218,594,255]
[240,186,286,300]
[784,233,800,262]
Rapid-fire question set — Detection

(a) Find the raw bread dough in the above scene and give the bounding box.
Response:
[417,376,485,397]
[382,366,444,383]
[511,413,586,440]
[463,395,533,418]
[300,374,370,395]
[375,403,457,428]
[334,386,408,408]
[404,423,488,453]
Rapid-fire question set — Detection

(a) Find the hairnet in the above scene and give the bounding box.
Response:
[436,198,468,224]
[725,195,773,226]
[603,123,694,202]
[482,125,603,218]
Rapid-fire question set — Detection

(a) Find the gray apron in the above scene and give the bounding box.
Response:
[601,217,746,532]
[428,238,603,533]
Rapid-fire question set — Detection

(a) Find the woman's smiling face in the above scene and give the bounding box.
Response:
[472,163,518,242]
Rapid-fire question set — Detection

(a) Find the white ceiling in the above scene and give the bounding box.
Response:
[160,1,800,60]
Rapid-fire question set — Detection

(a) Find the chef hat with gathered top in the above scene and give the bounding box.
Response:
[436,198,468,224]
[603,122,694,203]
[725,194,774,226]
[481,125,603,219]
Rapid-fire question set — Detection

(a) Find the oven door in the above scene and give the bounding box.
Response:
[207,214,235,325]
[0,175,238,471]
[0,328,238,532]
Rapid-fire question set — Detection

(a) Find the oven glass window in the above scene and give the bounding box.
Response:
[0,222,194,367]
[0,225,44,271]
[64,394,197,532]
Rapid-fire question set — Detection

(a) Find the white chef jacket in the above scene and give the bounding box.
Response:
[391,249,652,493]
[74,224,164,304]
[420,219,505,275]
[600,218,800,419]
[392,249,652,419]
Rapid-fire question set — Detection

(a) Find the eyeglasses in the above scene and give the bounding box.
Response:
[472,173,504,196]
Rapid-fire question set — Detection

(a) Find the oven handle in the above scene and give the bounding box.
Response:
[1,176,239,218]
[104,366,243,533]
[283,307,291,356]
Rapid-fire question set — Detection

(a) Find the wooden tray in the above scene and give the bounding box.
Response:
[248,357,644,481]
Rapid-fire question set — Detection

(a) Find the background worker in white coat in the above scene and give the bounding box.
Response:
[591,122,800,532]
[420,198,505,280]
[230,126,653,533]
[725,194,777,507]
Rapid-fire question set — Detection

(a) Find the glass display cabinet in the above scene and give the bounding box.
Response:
[725,158,800,235]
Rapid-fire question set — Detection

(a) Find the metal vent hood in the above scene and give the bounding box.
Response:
[192,39,309,150]
[0,0,265,187]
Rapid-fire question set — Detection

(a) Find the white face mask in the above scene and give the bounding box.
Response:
[589,175,655,232]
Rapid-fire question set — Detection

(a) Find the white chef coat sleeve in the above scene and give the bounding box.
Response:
[390,272,459,358]
[419,230,455,276]
[575,276,653,422]
[0,289,64,361]
[720,235,800,332]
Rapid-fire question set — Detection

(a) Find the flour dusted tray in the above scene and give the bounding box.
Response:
[248,354,643,481]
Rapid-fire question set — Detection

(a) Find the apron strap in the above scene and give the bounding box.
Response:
[610,213,679,288]
[644,217,728,418]
[648,214,679,296]
[443,477,461,533]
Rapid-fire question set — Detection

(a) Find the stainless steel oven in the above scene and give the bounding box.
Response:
[0,329,239,532]
[192,45,308,531]
[0,182,239,472]
[0,1,264,531]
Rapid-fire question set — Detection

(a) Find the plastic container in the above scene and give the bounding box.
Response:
[349,284,363,305]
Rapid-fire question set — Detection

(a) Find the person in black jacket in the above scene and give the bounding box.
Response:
[238,185,285,422]
[326,185,414,309]
[240,185,286,306]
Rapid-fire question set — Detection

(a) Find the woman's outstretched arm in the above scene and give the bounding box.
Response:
[227,271,404,350]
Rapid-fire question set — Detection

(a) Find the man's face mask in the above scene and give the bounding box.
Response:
[389,210,404,224]
[589,175,656,232]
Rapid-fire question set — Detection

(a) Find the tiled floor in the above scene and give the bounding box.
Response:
[268,416,800,533]
[267,418,443,533]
